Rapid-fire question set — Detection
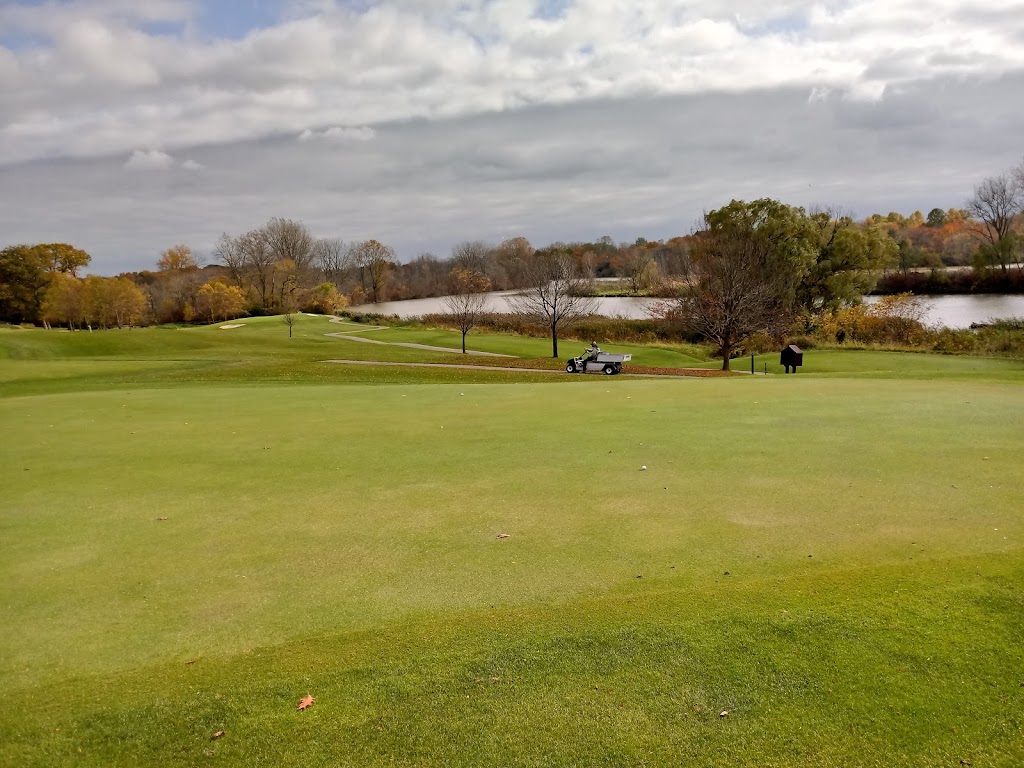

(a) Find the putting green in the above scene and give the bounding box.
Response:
[3,317,1024,764]
[2,363,1024,766]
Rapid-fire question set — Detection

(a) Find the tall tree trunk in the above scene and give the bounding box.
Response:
[551,322,558,358]
[721,341,733,371]
[462,330,467,353]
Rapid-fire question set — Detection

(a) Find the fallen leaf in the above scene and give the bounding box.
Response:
[157,517,169,521]
[184,658,200,665]
[297,694,315,711]
[211,731,225,740]
[720,710,729,717]
[496,533,510,539]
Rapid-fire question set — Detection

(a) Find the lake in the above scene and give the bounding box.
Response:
[350,292,1024,329]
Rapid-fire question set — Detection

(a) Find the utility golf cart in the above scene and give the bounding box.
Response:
[565,347,632,375]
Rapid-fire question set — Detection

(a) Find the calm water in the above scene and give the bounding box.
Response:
[863,294,1024,328]
[351,292,1024,329]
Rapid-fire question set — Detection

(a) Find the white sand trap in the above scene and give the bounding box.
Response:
[219,323,246,330]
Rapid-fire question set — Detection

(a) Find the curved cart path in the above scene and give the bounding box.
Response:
[322,316,511,357]
[321,359,700,379]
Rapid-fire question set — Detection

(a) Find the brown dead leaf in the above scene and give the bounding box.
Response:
[496,533,510,539]
[719,710,729,717]
[157,517,169,521]
[297,694,315,711]
[211,731,225,741]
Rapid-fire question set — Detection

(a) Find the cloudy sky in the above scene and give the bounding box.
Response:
[1,0,1023,274]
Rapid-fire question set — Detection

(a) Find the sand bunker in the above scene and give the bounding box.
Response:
[219,323,246,330]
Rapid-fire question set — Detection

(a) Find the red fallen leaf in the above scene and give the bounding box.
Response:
[297,695,315,711]
[211,731,225,740]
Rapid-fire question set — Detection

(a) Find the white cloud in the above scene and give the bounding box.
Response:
[0,1,1021,165]
[298,125,376,142]
[1,1,1023,274]
[125,149,175,170]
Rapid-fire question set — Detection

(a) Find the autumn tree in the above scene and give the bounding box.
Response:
[41,272,85,329]
[214,219,316,311]
[307,282,348,314]
[195,280,246,322]
[157,244,198,271]
[442,268,492,353]
[511,245,596,358]
[0,246,50,323]
[353,239,395,304]
[0,243,93,324]
[82,276,147,329]
[32,243,92,276]
[661,199,817,370]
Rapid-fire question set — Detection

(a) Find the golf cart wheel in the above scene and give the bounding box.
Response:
[566,361,577,373]
[602,364,616,375]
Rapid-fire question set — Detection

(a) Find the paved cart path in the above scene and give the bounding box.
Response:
[321,359,700,378]
[322,316,512,357]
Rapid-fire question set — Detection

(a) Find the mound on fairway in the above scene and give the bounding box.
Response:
[1,322,1023,767]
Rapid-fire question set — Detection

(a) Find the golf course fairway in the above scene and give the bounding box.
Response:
[1,319,1023,766]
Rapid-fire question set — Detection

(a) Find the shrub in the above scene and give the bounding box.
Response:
[931,329,977,354]
[787,336,816,350]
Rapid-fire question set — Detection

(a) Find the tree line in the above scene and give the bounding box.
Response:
[2,158,1021,364]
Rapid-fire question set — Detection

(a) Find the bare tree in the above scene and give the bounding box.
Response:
[264,218,315,271]
[238,229,277,310]
[451,241,492,273]
[442,268,491,353]
[353,239,395,304]
[313,238,351,288]
[493,237,535,289]
[967,167,1024,273]
[214,233,248,290]
[510,246,596,358]
[619,247,655,294]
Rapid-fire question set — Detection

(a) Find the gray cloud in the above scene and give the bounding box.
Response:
[2,70,1022,274]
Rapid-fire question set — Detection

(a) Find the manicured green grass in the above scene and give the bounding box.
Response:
[2,319,1024,766]
[354,325,714,368]
[751,348,1024,381]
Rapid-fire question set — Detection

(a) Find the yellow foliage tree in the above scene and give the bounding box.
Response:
[41,272,85,329]
[195,280,246,322]
[308,282,348,314]
[82,276,148,329]
[157,245,198,271]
